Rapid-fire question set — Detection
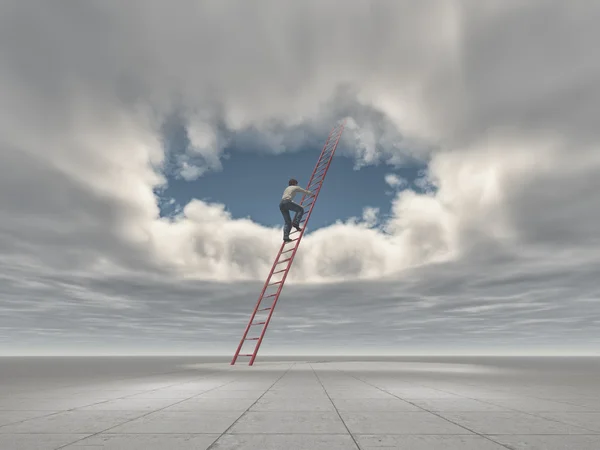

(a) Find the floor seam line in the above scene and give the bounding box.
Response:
[52,369,238,450]
[204,362,296,450]
[0,368,230,433]
[337,367,515,450]
[310,363,361,450]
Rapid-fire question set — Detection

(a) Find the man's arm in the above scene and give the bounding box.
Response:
[296,186,314,196]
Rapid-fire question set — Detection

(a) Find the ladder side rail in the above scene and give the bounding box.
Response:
[230,244,286,364]
[249,264,292,365]
[301,128,339,195]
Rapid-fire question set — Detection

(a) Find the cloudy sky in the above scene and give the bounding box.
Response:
[1,0,599,356]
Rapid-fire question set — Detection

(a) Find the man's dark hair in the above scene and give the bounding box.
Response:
[288,178,298,186]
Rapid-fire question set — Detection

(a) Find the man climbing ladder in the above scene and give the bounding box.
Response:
[231,120,346,366]
[280,178,314,243]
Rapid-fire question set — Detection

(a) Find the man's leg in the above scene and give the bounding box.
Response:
[279,201,293,241]
[288,202,304,230]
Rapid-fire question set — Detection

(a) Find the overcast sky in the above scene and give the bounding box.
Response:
[1,0,599,356]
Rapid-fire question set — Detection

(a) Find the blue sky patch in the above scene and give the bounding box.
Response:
[157,153,427,231]
[156,115,430,230]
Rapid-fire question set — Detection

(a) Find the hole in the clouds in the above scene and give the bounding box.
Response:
[156,141,428,231]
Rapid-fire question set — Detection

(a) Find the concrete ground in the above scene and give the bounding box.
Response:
[0,356,599,449]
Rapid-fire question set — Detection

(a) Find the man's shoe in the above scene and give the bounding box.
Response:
[293,225,302,232]
[283,237,292,243]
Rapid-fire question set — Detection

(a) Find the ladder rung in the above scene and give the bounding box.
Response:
[240,354,254,357]
[281,248,295,255]
[258,307,272,312]
[315,163,328,173]
[277,257,292,264]
[251,321,266,326]
[262,293,277,299]
[273,268,287,274]
[269,280,283,286]
[316,159,330,170]
[245,337,259,340]
[324,140,338,149]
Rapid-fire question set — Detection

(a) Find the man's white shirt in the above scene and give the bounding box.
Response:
[282,185,312,201]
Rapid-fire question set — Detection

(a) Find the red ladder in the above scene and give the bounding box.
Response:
[231,121,346,365]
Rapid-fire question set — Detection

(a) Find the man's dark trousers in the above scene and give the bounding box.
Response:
[279,199,304,240]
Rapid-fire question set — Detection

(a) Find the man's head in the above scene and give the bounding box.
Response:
[288,178,298,186]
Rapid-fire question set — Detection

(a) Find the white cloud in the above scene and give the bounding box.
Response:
[0,0,599,353]
[361,207,380,228]
[384,174,407,189]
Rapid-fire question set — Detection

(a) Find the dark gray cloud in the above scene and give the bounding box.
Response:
[1,249,599,355]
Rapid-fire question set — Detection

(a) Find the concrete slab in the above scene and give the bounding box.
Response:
[163,397,256,411]
[260,390,328,399]
[407,398,511,412]
[61,433,221,449]
[355,434,508,449]
[483,397,599,412]
[125,390,210,399]
[0,398,103,411]
[489,434,600,450]
[0,410,60,427]
[107,411,240,434]
[0,356,599,449]
[0,410,142,434]
[209,433,358,449]
[385,387,463,399]
[331,398,420,412]
[0,433,90,450]
[76,397,182,411]
[229,411,348,434]
[197,390,265,399]
[535,412,600,432]
[339,410,469,434]
[439,411,594,434]
[550,398,600,410]
[249,397,336,411]
[326,390,396,399]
